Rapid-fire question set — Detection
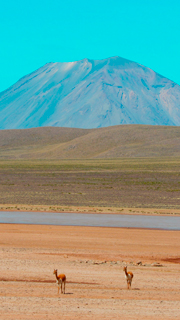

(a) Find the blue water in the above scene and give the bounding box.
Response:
[0,211,180,230]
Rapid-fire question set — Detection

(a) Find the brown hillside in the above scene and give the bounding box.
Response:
[0,125,180,159]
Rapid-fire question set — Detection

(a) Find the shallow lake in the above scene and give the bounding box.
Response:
[0,211,180,230]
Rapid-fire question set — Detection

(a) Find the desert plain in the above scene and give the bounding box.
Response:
[0,154,180,319]
[0,223,180,319]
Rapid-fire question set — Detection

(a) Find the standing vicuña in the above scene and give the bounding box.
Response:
[53,269,66,294]
[123,266,133,289]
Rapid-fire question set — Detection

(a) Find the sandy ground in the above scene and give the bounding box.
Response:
[0,224,180,319]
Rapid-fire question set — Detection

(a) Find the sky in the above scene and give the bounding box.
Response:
[0,0,180,92]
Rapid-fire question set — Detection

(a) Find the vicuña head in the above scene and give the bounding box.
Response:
[53,269,66,294]
[123,265,133,289]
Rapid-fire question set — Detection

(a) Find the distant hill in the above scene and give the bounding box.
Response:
[1,125,180,159]
[0,56,180,129]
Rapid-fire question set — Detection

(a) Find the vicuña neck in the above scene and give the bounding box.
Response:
[124,268,128,276]
[55,271,58,280]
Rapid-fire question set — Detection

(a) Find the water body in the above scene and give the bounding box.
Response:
[0,211,180,230]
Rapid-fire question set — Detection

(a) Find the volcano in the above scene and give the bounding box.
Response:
[0,56,180,129]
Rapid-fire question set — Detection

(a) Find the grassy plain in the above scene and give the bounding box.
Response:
[0,158,180,212]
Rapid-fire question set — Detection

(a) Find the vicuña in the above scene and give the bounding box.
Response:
[123,266,133,289]
[53,269,66,294]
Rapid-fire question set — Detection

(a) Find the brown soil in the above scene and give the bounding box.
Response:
[0,224,180,319]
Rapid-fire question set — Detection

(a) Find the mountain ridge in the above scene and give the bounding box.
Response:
[1,125,180,159]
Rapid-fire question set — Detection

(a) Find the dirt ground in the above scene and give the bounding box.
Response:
[0,223,180,319]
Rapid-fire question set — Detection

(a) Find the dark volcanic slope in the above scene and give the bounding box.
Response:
[1,125,180,159]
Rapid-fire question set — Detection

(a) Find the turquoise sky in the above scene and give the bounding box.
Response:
[0,0,180,92]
